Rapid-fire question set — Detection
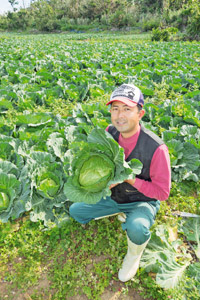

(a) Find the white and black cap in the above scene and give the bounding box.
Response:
[106,84,144,107]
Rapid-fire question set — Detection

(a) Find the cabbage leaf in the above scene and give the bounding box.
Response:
[64,128,143,204]
[179,218,200,259]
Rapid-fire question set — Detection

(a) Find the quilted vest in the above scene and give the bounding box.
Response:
[108,125,164,203]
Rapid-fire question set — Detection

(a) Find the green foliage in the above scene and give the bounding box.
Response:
[186,2,200,40]
[1,212,199,299]
[109,9,129,28]
[142,14,161,31]
[0,0,198,37]
[0,215,171,299]
[151,27,178,41]
[30,0,56,32]
[134,0,163,14]
[179,218,200,259]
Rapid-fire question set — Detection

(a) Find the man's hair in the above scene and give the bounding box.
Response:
[137,104,142,111]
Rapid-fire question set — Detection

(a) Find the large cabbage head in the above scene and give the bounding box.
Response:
[64,128,143,204]
[78,154,114,192]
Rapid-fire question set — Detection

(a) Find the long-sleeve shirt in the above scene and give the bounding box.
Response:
[106,125,171,201]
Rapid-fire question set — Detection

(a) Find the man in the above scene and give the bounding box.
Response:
[69,83,171,282]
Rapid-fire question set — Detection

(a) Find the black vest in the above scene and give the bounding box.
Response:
[108,125,164,203]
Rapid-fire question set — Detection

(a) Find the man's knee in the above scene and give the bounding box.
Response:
[126,219,151,245]
[69,203,80,218]
[69,203,90,224]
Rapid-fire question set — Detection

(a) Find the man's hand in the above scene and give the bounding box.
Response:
[109,183,120,190]
[124,178,136,186]
[109,178,136,190]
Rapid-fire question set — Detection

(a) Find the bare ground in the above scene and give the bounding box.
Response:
[0,271,150,300]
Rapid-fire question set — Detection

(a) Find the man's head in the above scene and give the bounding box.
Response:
[106,84,145,138]
[106,84,144,109]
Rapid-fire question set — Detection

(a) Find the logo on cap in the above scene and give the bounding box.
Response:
[112,84,137,101]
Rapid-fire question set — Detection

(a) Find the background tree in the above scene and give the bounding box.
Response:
[0,0,199,40]
[8,0,19,12]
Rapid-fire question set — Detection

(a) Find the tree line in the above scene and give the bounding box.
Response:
[0,0,199,40]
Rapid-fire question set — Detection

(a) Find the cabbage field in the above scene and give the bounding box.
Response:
[0,33,200,300]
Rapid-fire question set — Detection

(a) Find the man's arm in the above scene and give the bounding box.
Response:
[110,145,171,201]
[132,144,171,201]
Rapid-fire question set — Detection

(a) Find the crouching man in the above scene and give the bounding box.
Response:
[69,83,171,282]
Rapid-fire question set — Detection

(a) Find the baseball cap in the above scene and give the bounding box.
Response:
[106,84,144,107]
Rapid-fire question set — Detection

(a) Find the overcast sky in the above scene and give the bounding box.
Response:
[0,0,31,15]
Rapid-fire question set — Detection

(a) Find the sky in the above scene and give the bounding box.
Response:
[0,0,31,15]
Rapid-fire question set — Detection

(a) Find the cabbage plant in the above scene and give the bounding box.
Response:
[64,128,143,204]
[0,166,31,222]
[0,138,31,222]
[27,151,69,226]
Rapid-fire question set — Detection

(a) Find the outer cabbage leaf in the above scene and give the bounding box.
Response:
[179,142,200,172]
[0,161,19,178]
[0,140,24,168]
[179,218,200,259]
[16,112,53,127]
[0,139,24,170]
[141,225,192,289]
[164,138,200,182]
[156,259,190,289]
[46,132,68,162]
[64,128,143,204]
[0,192,9,211]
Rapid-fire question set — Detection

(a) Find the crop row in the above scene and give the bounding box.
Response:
[0,35,199,112]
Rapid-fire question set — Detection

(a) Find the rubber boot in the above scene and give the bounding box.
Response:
[117,213,126,222]
[118,235,150,282]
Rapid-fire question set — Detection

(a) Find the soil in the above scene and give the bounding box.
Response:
[0,274,151,300]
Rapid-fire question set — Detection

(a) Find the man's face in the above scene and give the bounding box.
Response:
[110,101,144,138]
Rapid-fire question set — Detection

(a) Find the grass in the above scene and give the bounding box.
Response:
[0,216,125,299]
[0,180,199,300]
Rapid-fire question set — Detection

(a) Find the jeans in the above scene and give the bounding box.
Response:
[69,197,160,245]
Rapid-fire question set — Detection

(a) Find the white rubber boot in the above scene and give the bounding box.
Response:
[117,213,126,223]
[118,235,150,282]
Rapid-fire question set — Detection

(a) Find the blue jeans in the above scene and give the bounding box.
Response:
[69,197,160,245]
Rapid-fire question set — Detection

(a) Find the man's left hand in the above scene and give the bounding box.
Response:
[109,178,136,190]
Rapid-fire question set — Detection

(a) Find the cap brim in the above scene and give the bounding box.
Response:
[106,97,138,107]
